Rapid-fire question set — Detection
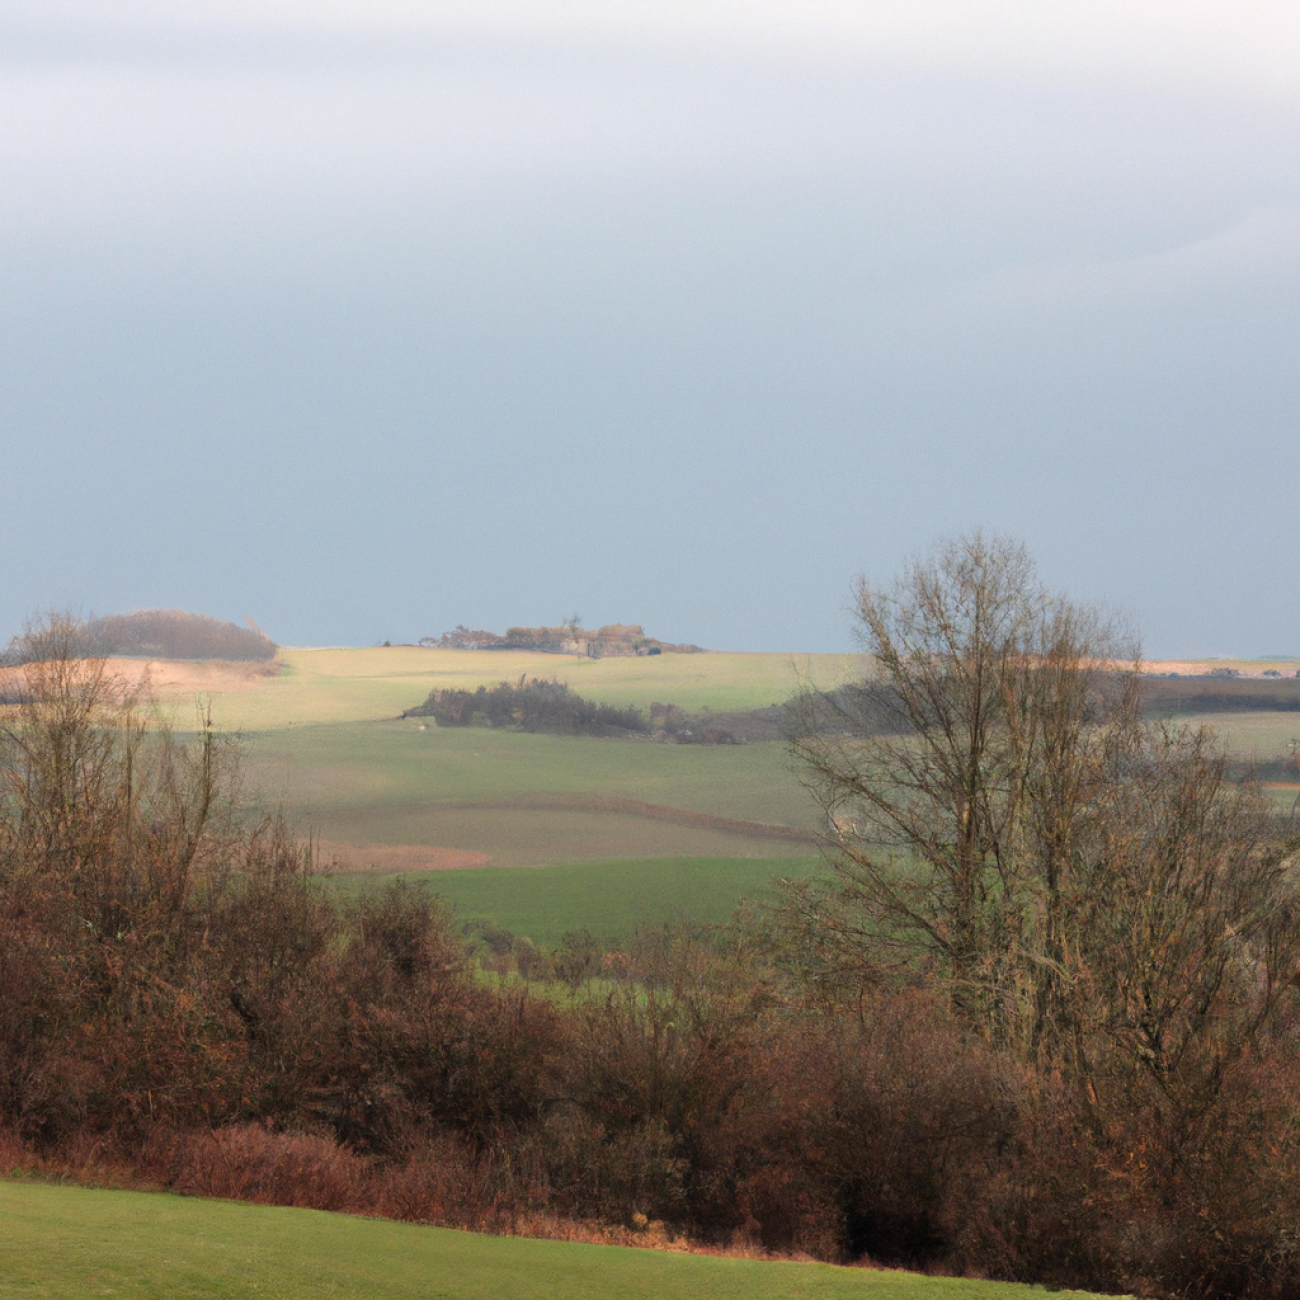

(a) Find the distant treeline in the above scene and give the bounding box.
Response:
[1141,674,1300,714]
[403,678,648,736]
[399,671,1300,747]
[403,678,775,744]
[422,623,704,657]
[5,611,277,664]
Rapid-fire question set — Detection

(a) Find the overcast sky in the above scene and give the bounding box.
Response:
[2,2,1297,654]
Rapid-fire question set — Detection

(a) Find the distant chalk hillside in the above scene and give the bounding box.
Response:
[84,610,277,661]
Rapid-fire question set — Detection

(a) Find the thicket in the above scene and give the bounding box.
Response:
[3,609,278,663]
[403,677,648,735]
[403,679,754,743]
[7,565,1300,1299]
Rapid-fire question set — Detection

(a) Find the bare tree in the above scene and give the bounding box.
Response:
[790,534,1127,1043]
[0,611,240,957]
[788,532,1300,1110]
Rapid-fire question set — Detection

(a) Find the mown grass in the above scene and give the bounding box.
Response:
[331,856,825,948]
[249,720,809,818]
[0,1181,1111,1300]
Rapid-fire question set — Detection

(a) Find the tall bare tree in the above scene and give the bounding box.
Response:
[0,611,239,962]
[789,532,1300,1115]
[790,534,1126,1045]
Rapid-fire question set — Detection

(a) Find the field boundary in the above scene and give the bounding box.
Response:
[429,794,812,843]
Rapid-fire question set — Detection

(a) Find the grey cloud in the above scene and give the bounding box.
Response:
[0,2,1296,653]
[931,207,1300,320]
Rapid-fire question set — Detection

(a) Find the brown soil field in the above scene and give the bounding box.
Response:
[307,840,491,872]
[1141,675,1300,713]
[0,657,279,702]
[291,808,804,869]
[108,657,282,696]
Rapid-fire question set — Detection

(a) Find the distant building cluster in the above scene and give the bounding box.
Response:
[421,623,704,658]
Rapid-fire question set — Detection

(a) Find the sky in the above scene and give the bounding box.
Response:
[1,1,1297,655]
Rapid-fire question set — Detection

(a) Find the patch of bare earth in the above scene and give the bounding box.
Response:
[0,658,278,709]
[107,657,282,698]
[308,840,492,873]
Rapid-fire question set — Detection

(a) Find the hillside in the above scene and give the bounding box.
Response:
[1141,673,1300,713]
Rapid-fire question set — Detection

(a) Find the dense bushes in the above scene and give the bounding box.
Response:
[5,609,279,662]
[403,678,753,743]
[782,533,1300,1296]
[9,608,1300,1297]
[404,677,648,735]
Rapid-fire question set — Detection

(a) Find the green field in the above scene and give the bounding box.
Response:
[248,719,819,865]
[142,646,850,865]
[168,647,1300,738]
[0,1181,1111,1300]
[140,645,1300,873]
[332,856,825,948]
[1196,711,1300,761]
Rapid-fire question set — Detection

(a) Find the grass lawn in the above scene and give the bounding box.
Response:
[1195,711,1300,760]
[332,856,825,948]
[0,1181,1112,1300]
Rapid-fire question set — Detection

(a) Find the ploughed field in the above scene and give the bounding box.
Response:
[0,1181,1113,1300]
[248,721,820,864]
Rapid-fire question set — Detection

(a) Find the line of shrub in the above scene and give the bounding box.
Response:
[401,678,769,744]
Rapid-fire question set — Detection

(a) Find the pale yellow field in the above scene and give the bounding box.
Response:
[126,646,862,733]
[1145,658,1300,677]
[38,649,1300,737]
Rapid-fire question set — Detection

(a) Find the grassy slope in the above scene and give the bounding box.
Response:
[164,647,1299,866]
[192,646,861,733]
[145,646,841,864]
[332,856,824,947]
[248,720,818,864]
[0,1181,1109,1300]
[146,647,1300,763]
[1201,712,1300,759]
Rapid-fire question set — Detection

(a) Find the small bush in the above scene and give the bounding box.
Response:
[174,1125,374,1211]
